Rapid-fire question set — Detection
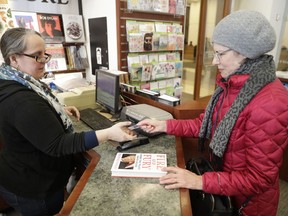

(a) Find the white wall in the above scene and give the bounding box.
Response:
[82,0,118,82]
[231,0,288,64]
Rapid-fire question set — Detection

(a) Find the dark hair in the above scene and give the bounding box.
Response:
[40,15,56,29]
[0,27,42,65]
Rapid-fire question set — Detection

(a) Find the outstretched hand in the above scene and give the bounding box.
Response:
[137,119,167,134]
[96,121,137,143]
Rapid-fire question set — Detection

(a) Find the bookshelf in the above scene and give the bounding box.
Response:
[116,0,186,97]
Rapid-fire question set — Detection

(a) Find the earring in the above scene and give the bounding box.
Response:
[16,65,20,70]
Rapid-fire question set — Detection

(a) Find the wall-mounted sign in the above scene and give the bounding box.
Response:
[7,0,79,14]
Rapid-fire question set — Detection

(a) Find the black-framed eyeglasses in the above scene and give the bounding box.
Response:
[213,49,232,61]
[17,53,52,63]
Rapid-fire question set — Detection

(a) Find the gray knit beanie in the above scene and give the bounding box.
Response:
[212,10,276,59]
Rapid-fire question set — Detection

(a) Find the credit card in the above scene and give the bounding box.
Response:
[128,125,141,131]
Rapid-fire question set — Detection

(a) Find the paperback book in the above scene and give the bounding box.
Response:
[111,153,167,178]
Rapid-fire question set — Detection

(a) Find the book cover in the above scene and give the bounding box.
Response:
[111,153,167,178]
[0,1,13,38]
[45,44,67,71]
[127,0,140,10]
[153,0,169,13]
[128,33,144,52]
[12,11,39,32]
[37,13,64,43]
[62,14,85,43]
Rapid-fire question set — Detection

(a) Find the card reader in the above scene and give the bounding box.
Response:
[117,136,149,151]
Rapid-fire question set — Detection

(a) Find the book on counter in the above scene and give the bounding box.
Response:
[111,153,167,178]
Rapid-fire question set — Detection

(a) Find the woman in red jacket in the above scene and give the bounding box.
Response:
[138,10,288,216]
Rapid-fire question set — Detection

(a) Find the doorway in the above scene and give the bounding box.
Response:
[182,0,231,101]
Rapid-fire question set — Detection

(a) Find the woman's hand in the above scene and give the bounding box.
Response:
[137,119,167,134]
[96,121,137,143]
[159,166,203,190]
[64,106,80,121]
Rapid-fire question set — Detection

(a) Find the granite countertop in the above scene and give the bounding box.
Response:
[70,118,181,216]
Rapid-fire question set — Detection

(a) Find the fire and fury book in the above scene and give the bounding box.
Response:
[111,153,167,178]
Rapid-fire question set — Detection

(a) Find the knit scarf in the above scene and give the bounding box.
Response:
[0,63,73,132]
[199,55,276,158]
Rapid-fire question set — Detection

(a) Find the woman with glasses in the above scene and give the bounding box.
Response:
[138,10,288,216]
[0,28,136,216]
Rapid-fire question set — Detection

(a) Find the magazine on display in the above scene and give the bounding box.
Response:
[111,153,167,178]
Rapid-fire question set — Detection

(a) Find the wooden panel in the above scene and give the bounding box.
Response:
[280,148,288,182]
[57,150,101,216]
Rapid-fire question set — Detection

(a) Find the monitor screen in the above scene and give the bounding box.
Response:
[95,69,121,114]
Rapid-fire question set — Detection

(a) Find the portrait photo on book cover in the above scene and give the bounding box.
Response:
[37,13,64,43]
[119,154,136,169]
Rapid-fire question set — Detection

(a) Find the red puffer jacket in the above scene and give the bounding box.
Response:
[167,74,288,216]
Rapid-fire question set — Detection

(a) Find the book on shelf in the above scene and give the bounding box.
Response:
[11,11,39,32]
[62,14,85,43]
[37,13,64,43]
[65,45,89,70]
[0,0,13,38]
[111,153,167,178]
[157,94,180,106]
[45,44,67,71]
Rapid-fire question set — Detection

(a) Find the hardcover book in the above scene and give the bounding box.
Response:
[62,14,85,43]
[111,153,167,178]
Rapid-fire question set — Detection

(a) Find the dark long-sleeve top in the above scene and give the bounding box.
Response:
[0,80,98,198]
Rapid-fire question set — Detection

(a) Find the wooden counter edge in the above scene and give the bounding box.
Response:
[176,136,193,216]
[57,149,101,216]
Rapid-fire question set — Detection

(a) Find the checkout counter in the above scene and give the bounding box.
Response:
[56,93,209,216]
[57,91,287,215]
[58,117,188,216]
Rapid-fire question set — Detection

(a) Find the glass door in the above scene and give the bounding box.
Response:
[182,0,231,101]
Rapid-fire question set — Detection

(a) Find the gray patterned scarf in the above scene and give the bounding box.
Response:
[199,55,276,158]
[0,63,73,132]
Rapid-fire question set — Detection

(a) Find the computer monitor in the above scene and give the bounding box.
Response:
[95,69,121,114]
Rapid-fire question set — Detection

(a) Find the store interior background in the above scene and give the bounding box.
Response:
[182,0,288,101]
[7,0,288,102]
[81,0,288,102]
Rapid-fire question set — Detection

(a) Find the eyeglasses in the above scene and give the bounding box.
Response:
[213,49,232,61]
[17,53,52,63]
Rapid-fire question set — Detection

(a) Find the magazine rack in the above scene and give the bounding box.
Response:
[116,0,185,95]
